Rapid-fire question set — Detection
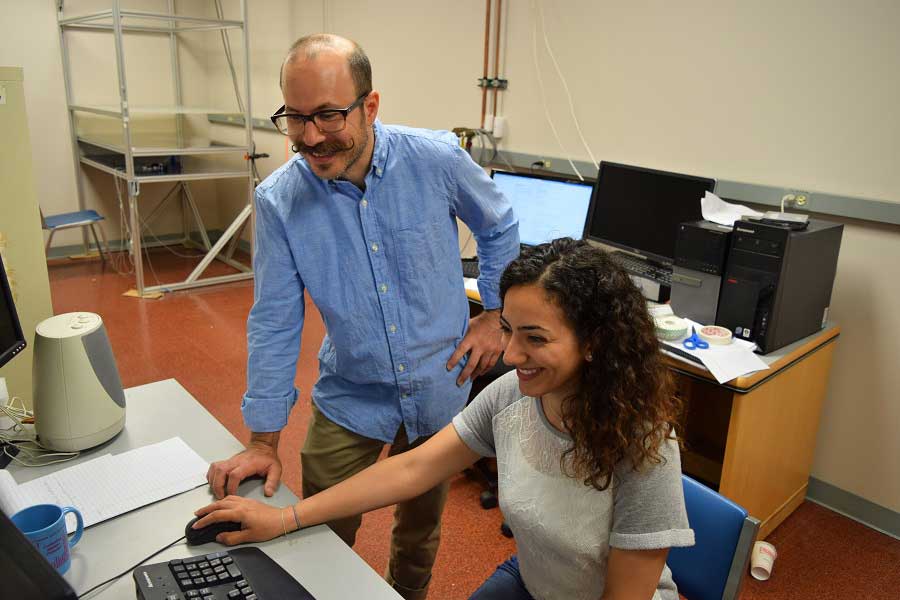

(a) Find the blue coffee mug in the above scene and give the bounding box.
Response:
[11,504,84,574]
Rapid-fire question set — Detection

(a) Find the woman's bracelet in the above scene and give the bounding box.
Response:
[291,505,302,532]
[280,507,288,537]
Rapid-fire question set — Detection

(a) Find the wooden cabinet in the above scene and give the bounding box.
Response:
[669,326,840,539]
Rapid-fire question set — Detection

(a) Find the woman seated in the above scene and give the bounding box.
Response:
[194,238,694,600]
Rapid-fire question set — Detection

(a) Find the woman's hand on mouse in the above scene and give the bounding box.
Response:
[193,496,292,545]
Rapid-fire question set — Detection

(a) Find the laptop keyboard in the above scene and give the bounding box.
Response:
[461,258,480,279]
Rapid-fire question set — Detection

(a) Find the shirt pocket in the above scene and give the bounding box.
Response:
[390,217,455,321]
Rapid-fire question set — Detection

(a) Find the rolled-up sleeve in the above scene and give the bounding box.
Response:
[450,148,519,309]
[609,434,695,550]
[241,188,305,432]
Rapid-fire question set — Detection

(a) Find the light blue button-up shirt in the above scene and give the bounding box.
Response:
[242,121,519,442]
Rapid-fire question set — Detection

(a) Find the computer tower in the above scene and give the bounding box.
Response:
[670,220,732,325]
[715,218,843,354]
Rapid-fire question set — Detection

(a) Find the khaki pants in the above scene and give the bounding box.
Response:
[301,404,450,600]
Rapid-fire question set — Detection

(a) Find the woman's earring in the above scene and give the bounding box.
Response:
[585,353,593,362]
[291,144,299,153]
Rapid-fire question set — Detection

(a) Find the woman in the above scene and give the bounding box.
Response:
[194,238,693,599]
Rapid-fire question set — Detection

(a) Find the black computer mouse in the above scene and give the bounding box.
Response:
[185,516,242,546]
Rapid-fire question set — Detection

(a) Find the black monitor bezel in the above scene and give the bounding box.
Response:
[0,508,79,600]
[0,256,27,370]
[582,161,716,266]
[489,168,596,245]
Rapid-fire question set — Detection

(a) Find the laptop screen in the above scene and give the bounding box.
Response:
[491,170,593,247]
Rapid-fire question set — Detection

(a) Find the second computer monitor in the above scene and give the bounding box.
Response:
[583,162,716,265]
[491,170,593,247]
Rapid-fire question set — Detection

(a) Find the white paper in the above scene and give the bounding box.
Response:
[0,437,208,533]
[464,277,479,294]
[661,320,769,384]
[701,191,764,227]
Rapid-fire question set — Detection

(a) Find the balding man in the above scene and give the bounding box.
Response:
[203,34,519,599]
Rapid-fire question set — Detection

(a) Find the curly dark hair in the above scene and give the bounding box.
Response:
[499,238,680,491]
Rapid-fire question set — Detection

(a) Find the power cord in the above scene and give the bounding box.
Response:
[78,535,187,599]
[0,397,80,467]
[535,0,599,172]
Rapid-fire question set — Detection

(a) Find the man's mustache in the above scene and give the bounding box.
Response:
[295,138,355,155]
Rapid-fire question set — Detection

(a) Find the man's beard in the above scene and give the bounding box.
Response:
[296,132,368,181]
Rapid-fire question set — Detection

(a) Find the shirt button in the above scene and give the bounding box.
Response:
[361,198,368,207]
[397,364,405,373]
[376,168,383,176]
[371,243,379,252]
[380,283,388,293]
[389,324,397,333]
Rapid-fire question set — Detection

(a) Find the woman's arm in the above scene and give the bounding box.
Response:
[193,424,481,545]
[600,547,669,600]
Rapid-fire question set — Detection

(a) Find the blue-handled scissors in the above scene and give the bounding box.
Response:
[682,327,709,350]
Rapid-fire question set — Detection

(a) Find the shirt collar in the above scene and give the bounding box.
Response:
[370,119,387,179]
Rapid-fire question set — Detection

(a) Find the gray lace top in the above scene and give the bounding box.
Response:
[453,371,694,600]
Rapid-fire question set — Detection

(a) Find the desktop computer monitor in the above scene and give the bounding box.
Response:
[583,162,716,266]
[490,170,594,246]
[0,257,26,370]
[0,508,78,600]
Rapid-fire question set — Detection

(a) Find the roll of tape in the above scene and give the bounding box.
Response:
[698,325,733,345]
[655,316,688,341]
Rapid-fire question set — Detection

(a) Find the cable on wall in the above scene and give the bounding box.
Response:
[535,0,599,171]
[530,0,583,180]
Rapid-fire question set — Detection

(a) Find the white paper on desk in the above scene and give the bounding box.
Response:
[701,191,764,227]
[662,320,769,384]
[0,437,208,533]
[464,277,479,294]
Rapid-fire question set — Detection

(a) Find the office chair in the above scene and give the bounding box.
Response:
[41,208,109,263]
[667,475,760,600]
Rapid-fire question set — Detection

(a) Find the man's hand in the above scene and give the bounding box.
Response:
[192,495,290,545]
[206,433,283,499]
[446,309,505,386]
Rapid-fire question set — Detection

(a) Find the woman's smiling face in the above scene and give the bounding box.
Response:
[499,284,588,404]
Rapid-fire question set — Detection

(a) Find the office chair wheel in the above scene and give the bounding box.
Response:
[480,490,499,510]
[500,522,514,538]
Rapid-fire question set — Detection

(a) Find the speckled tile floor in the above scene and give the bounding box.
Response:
[47,250,899,600]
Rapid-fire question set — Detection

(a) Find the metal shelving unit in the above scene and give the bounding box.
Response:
[57,1,254,295]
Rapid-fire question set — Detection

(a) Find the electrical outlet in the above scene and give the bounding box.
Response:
[781,191,811,209]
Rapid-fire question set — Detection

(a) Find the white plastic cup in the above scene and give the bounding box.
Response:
[750,540,778,581]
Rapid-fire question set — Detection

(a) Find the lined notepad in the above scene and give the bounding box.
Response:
[0,437,209,533]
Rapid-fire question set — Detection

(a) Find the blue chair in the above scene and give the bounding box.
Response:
[667,475,760,600]
[41,208,109,263]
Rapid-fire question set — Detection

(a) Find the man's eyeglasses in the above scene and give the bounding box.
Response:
[270,92,370,136]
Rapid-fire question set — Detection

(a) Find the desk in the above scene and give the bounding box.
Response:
[668,324,840,539]
[9,379,401,600]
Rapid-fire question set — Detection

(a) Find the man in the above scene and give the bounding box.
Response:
[205,34,519,600]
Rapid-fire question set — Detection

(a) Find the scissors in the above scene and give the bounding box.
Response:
[682,326,709,350]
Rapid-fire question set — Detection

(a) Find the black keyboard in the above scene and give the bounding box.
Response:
[461,257,480,279]
[134,547,315,600]
[611,252,672,286]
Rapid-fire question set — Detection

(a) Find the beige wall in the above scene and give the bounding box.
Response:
[3,1,898,512]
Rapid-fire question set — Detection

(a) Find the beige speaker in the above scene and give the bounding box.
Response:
[33,312,125,452]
